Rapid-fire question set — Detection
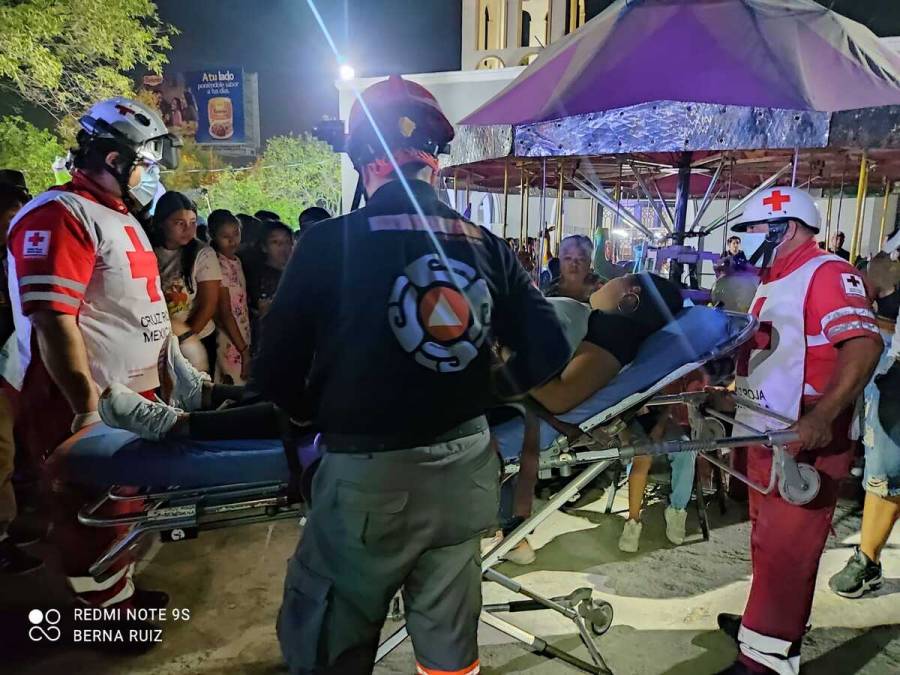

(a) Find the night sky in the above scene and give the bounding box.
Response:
[153,0,462,141]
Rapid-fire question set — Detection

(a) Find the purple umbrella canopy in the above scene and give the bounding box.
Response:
[462,0,900,126]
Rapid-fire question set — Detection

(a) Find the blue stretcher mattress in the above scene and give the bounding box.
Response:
[53,307,750,489]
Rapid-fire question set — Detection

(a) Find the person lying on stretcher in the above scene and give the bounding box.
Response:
[97,335,290,442]
[490,272,685,564]
[97,272,684,445]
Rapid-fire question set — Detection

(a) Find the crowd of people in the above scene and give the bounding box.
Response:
[0,78,896,675]
[146,196,330,384]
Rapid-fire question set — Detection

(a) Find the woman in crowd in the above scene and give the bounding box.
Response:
[544,235,602,302]
[246,221,293,348]
[208,210,252,385]
[148,192,222,374]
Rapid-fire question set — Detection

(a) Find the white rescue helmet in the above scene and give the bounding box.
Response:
[731,187,820,233]
[79,97,181,169]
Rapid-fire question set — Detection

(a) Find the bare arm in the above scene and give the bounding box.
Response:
[216,286,248,352]
[791,336,883,449]
[187,280,220,336]
[531,341,622,414]
[31,310,98,415]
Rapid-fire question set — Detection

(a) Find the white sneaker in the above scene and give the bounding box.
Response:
[665,506,688,545]
[480,530,503,557]
[618,519,642,553]
[158,335,209,411]
[99,383,181,441]
[504,539,537,566]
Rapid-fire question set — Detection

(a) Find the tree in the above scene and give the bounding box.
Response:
[162,138,228,193]
[0,115,66,193]
[204,135,341,225]
[0,0,175,131]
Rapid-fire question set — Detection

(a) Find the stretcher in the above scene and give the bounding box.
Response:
[58,306,815,673]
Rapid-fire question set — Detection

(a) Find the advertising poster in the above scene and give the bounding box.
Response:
[143,72,199,138]
[185,67,245,144]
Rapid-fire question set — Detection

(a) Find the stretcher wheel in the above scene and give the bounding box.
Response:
[779,463,820,506]
[580,599,613,636]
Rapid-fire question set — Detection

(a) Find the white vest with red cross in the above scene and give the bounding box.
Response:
[734,254,843,432]
[7,190,170,393]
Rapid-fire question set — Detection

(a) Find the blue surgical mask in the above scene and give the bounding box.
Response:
[738,232,768,265]
[738,222,790,268]
[129,163,161,208]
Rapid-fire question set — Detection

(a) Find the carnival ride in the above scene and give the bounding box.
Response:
[443,0,900,298]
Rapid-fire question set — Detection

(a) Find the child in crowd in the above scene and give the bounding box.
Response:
[148,192,222,374]
[246,221,293,350]
[209,210,252,385]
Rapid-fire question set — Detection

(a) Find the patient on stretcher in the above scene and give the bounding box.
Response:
[98,336,288,441]
[493,272,684,563]
[533,272,684,412]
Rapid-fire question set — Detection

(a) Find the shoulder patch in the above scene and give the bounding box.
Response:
[22,230,51,258]
[840,272,866,298]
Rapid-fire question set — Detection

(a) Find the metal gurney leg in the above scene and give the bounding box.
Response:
[376,459,616,673]
[375,460,612,673]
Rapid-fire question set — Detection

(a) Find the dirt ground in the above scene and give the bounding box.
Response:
[2,481,899,675]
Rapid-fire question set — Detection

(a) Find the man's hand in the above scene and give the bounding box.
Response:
[788,409,833,452]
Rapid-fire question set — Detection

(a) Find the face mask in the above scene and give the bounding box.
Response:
[739,232,768,266]
[128,163,161,209]
[740,222,790,268]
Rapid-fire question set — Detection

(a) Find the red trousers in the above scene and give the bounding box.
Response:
[13,363,140,607]
[742,411,854,645]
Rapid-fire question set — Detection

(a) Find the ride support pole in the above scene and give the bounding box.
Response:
[879,178,891,247]
[519,166,527,247]
[555,162,565,254]
[671,151,693,282]
[502,161,510,239]
[850,152,869,264]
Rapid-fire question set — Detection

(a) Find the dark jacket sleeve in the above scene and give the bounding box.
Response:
[252,234,319,417]
[489,238,570,398]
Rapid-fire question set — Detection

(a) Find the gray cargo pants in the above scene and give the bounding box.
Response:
[277,428,499,675]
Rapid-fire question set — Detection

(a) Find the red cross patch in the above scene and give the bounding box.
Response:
[124,226,162,302]
[762,190,791,212]
[841,273,866,298]
[23,230,51,258]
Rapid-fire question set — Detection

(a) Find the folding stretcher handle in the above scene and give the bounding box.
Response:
[618,431,798,459]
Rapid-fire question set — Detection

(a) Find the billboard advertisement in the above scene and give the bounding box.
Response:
[185,67,245,144]
[144,67,246,145]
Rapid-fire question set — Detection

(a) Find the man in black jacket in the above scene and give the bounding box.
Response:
[257,76,569,675]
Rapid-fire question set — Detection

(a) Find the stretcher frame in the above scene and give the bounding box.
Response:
[74,311,820,674]
[374,315,819,674]
[79,480,305,581]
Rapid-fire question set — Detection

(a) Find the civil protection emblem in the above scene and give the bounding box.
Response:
[388,254,491,373]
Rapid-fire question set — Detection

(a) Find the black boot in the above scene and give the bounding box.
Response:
[717,612,741,642]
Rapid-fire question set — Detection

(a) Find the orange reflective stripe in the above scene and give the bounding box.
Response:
[415,660,480,675]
